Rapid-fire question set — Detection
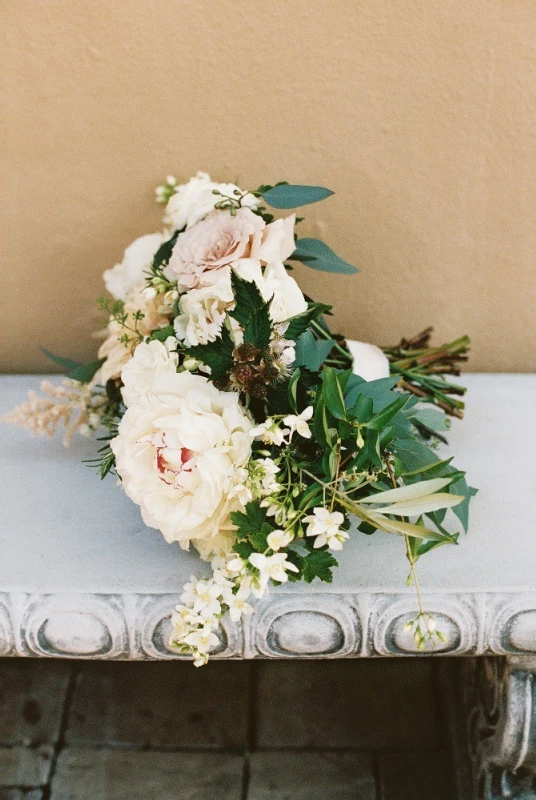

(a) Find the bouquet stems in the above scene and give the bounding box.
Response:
[382,328,470,418]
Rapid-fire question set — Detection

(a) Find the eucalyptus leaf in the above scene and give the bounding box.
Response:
[290,238,358,274]
[261,184,334,209]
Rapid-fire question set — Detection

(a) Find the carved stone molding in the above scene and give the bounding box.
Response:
[2,590,536,662]
[451,657,536,799]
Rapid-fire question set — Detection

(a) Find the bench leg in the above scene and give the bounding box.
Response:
[460,656,536,799]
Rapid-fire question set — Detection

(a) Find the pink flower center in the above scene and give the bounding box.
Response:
[140,432,196,487]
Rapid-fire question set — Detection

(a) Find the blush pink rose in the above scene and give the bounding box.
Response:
[167,208,265,291]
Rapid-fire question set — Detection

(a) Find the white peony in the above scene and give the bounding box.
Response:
[120,338,179,407]
[103,233,165,301]
[111,372,253,554]
[347,340,391,382]
[164,171,257,232]
[174,276,234,347]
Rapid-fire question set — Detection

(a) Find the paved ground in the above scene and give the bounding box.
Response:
[0,657,464,799]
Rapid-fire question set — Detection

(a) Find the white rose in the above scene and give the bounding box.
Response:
[347,340,390,381]
[120,338,179,407]
[103,233,165,301]
[164,171,257,231]
[251,214,307,323]
[166,208,265,292]
[174,279,234,347]
[111,372,253,550]
[263,259,308,323]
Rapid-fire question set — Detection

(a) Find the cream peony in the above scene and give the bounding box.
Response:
[347,340,390,381]
[120,338,179,407]
[173,278,234,347]
[104,233,165,301]
[164,171,257,232]
[111,372,253,553]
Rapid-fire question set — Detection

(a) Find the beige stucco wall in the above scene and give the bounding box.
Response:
[2,1,535,373]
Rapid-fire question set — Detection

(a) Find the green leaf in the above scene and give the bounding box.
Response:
[229,272,271,349]
[290,238,358,274]
[448,473,478,532]
[287,368,301,412]
[410,407,449,432]
[186,325,234,380]
[261,184,334,209]
[41,349,82,372]
[301,550,338,583]
[68,358,107,383]
[284,302,332,341]
[230,502,267,538]
[232,541,254,561]
[393,438,440,473]
[149,325,176,342]
[294,330,335,371]
[360,477,456,505]
[322,367,347,420]
[151,230,179,275]
[345,377,400,411]
[365,395,410,430]
[351,394,374,423]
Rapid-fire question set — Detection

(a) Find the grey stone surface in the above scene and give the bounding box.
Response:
[247,752,376,799]
[0,660,71,746]
[0,791,43,800]
[50,750,244,800]
[378,751,454,800]
[0,745,53,787]
[66,661,251,749]
[256,660,440,749]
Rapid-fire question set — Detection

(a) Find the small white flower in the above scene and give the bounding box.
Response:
[192,579,222,617]
[303,507,349,550]
[250,419,289,446]
[184,624,220,652]
[248,552,299,597]
[222,588,254,621]
[283,406,314,439]
[226,557,247,575]
[266,529,294,551]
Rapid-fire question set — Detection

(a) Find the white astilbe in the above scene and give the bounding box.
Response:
[1,380,103,446]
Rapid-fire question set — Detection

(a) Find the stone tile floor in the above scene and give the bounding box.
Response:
[0,657,466,799]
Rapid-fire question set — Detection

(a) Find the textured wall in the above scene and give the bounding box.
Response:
[2,1,535,373]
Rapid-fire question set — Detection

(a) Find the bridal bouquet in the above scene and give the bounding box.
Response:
[5,172,475,665]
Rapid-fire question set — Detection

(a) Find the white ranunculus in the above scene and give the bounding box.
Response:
[120,337,179,407]
[174,276,234,347]
[164,171,257,232]
[103,233,165,301]
[347,340,391,381]
[111,372,253,553]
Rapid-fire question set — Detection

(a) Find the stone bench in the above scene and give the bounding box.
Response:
[1,373,535,797]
